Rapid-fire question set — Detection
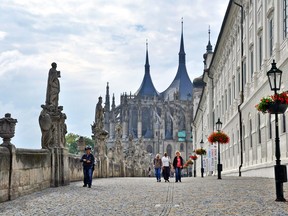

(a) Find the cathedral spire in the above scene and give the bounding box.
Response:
[145,39,150,73]
[206,26,213,53]
[179,18,186,64]
[104,82,110,112]
[111,93,115,110]
[134,41,159,98]
[161,19,192,101]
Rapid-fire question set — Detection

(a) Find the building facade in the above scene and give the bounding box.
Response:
[101,23,203,160]
[193,0,288,177]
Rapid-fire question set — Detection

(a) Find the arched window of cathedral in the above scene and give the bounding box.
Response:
[166,144,172,158]
[146,145,153,154]
[180,143,184,151]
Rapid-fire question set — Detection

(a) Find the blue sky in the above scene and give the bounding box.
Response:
[0,0,229,149]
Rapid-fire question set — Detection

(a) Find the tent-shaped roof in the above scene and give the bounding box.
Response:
[135,42,159,98]
[161,21,193,101]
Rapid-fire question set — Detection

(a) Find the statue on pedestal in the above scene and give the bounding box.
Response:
[46,62,61,108]
[39,63,67,149]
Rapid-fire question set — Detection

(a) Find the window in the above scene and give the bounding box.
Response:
[269,18,274,56]
[250,119,253,148]
[243,125,245,151]
[258,113,261,143]
[242,61,247,85]
[232,133,235,156]
[250,49,254,79]
[284,0,288,38]
[237,130,240,154]
[225,90,228,111]
[283,114,286,133]
[147,145,153,153]
[238,70,241,93]
[233,78,236,99]
[166,144,172,158]
[180,143,184,151]
[258,34,263,68]
[228,84,232,106]
[269,114,272,139]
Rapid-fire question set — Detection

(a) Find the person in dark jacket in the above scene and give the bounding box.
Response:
[173,151,184,182]
[153,154,162,182]
[80,146,95,188]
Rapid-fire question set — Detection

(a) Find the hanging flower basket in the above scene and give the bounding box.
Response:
[267,103,288,114]
[190,155,198,160]
[208,131,229,144]
[195,148,206,155]
[256,91,288,114]
[184,159,193,168]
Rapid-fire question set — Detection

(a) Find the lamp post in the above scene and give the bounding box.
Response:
[216,118,223,180]
[267,60,286,202]
[193,152,197,177]
[200,139,204,178]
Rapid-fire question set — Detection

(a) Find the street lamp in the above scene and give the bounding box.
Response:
[193,152,197,177]
[200,139,204,178]
[267,60,286,202]
[216,118,222,180]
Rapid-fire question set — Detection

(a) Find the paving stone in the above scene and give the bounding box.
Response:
[0,176,288,215]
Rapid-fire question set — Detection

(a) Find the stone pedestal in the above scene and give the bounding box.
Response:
[50,148,70,187]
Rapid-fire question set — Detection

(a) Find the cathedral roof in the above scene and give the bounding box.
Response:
[134,42,159,98]
[161,20,193,101]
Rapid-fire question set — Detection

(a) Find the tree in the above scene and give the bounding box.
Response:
[66,133,79,154]
[65,133,95,155]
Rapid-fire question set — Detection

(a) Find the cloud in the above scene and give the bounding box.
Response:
[0,0,229,149]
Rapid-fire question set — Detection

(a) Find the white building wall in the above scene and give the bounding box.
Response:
[194,0,288,178]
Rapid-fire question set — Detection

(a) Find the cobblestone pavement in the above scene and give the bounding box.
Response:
[1,176,288,216]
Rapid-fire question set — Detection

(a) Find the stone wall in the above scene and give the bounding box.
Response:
[0,146,147,203]
[0,146,51,202]
[69,155,85,182]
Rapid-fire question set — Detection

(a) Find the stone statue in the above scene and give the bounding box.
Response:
[39,106,52,149]
[95,96,104,130]
[46,62,61,107]
[60,113,67,147]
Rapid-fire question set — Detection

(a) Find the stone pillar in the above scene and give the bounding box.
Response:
[0,113,17,200]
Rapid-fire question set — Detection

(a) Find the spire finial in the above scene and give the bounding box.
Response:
[145,39,150,70]
[206,25,213,53]
[181,17,183,34]
[179,18,186,63]
[208,25,211,41]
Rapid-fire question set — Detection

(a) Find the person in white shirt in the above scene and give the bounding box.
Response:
[161,152,171,182]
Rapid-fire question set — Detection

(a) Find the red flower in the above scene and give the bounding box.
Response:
[190,155,198,160]
[208,131,230,144]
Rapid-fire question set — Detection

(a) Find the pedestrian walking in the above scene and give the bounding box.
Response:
[153,154,162,182]
[172,151,184,182]
[80,146,95,188]
[161,152,171,182]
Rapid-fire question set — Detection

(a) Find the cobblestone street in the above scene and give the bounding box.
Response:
[1,176,288,216]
